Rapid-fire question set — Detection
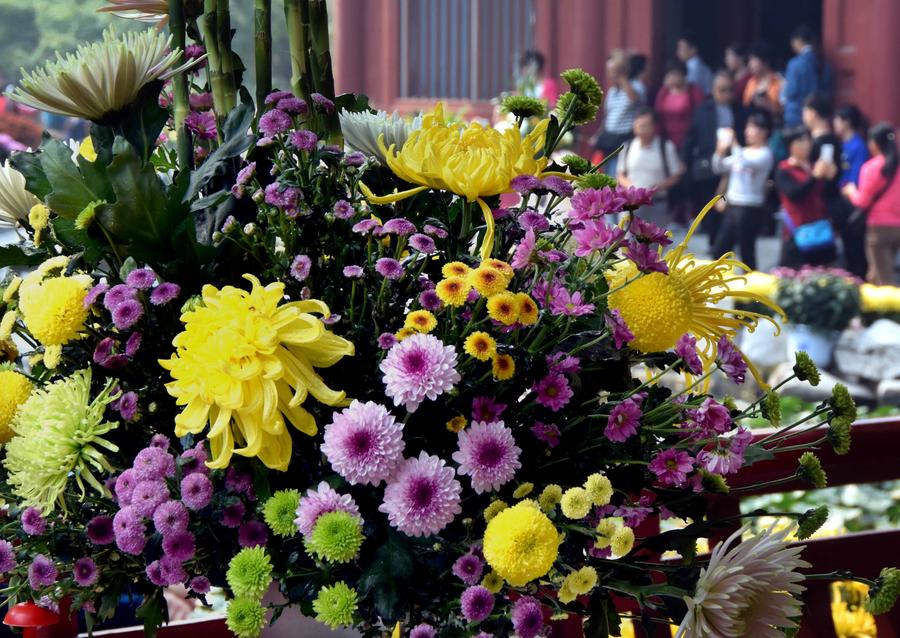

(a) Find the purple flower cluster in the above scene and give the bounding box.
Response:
[510,175,574,197]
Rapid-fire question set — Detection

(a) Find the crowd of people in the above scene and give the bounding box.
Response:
[519,26,900,284]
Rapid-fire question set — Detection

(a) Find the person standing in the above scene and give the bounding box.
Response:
[594,50,646,173]
[834,104,869,187]
[775,127,836,267]
[676,33,713,96]
[616,107,685,227]
[842,123,900,284]
[725,44,751,105]
[711,113,774,270]
[782,26,833,127]
[742,44,783,121]
[654,61,705,151]
[516,50,559,107]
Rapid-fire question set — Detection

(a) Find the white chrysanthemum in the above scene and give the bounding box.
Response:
[97,0,169,24]
[0,161,39,228]
[676,524,810,638]
[339,109,421,161]
[8,28,185,121]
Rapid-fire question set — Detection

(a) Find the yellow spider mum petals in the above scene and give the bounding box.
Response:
[482,259,514,283]
[610,526,635,557]
[483,499,509,523]
[487,292,519,325]
[405,310,437,333]
[584,473,613,506]
[436,277,471,307]
[481,570,504,593]
[0,369,32,442]
[442,261,471,278]
[470,266,508,297]
[18,272,89,348]
[538,484,563,512]
[515,293,539,325]
[483,501,560,587]
[492,353,515,380]
[560,487,592,519]
[159,275,354,471]
[446,415,468,433]
[464,331,497,361]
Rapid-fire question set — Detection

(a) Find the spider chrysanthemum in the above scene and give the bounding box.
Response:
[160,274,354,471]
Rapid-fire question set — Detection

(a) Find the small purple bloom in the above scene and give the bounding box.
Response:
[310,93,335,114]
[160,556,188,585]
[512,596,545,638]
[547,352,581,375]
[236,162,257,186]
[343,151,366,167]
[111,299,144,330]
[605,309,635,349]
[471,396,507,423]
[184,111,217,140]
[133,446,175,481]
[688,397,733,438]
[290,254,312,282]
[630,216,673,246]
[452,553,485,585]
[132,479,168,517]
[0,540,16,573]
[410,624,436,638]
[116,391,139,422]
[125,331,142,356]
[238,520,268,548]
[87,516,115,545]
[21,507,46,536]
[605,398,642,442]
[150,282,181,306]
[73,557,99,587]
[342,265,364,279]
[617,185,656,210]
[277,97,307,114]
[531,421,561,447]
[533,373,574,411]
[351,218,379,234]
[510,228,537,270]
[460,585,494,622]
[424,224,448,238]
[221,501,246,528]
[93,338,126,369]
[153,500,189,537]
[103,284,137,311]
[333,199,354,219]
[113,506,147,555]
[549,289,595,317]
[675,333,703,375]
[569,187,626,221]
[289,129,318,151]
[717,336,748,384]
[162,530,196,562]
[625,240,669,274]
[189,576,211,594]
[114,469,138,505]
[180,446,209,477]
[409,233,436,253]
[518,209,551,232]
[258,109,293,136]
[419,289,442,311]
[181,473,213,510]
[541,175,575,197]
[150,434,169,449]
[189,92,213,110]
[225,468,253,495]
[264,182,302,211]
[222,215,238,232]
[83,283,108,308]
[649,449,694,487]
[378,333,397,349]
[375,257,404,280]
[572,220,626,256]
[510,174,542,193]
[264,90,294,105]
[28,555,57,589]
[381,218,416,236]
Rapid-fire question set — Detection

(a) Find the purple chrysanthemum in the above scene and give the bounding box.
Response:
[409,233,436,254]
[452,421,521,494]
[125,331,143,356]
[572,220,626,256]
[103,284,137,311]
[617,185,656,210]
[93,337,125,369]
[377,332,398,350]
[549,289,595,317]
[518,209,551,232]
[264,182,302,211]
[189,92,213,110]
[183,111,217,139]
[21,507,46,536]
[375,257,404,280]
[310,93,335,113]
[629,216,673,246]
[419,289,442,311]
[258,109,292,136]
[510,174,542,193]
[605,398,642,442]
[605,309,635,349]
[238,520,268,548]
[86,515,115,545]
[649,449,694,487]
[343,151,366,167]
[625,240,669,274]
[381,218,416,236]
[717,336,748,384]
[0,540,16,573]
[264,90,293,105]
[236,161,256,186]
[131,479,168,518]
[512,595,545,638]
[541,175,574,197]
[380,333,460,412]
[409,623,436,638]
[83,282,108,308]
[221,501,246,528]
[113,506,147,555]
[153,500,189,537]
[342,265,364,279]
[675,333,703,375]
[569,187,626,222]
[424,223,448,238]
[115,470,137,504]
[181,473,213,510]
[533,373,574,411]
[160,556,188,585]
[290,254,312,282]
[531,421,561,447]
[510,228,537,270]
[146,560,167,587]
[133,447,176,482]
[225,468,252,495]
[295,482,361,537]
[333,199,354,220]
[351,218,379,234]
[277,97,307,114]
[162,530,196,562]
[471,396,506,423]
[180,446,209,476]
[452,552,485,585]
[111,299,144,330]
[28,555,57,589]
[73,557,99,587]
[289,129,318,151]
[321,400,405,486]
[688,397,733,438]
[150,282,181,306]
[116,391,139,422]
[150,434,169,449]
[189,575,211,594]
[379,452,462,536]
[460,585,494,622]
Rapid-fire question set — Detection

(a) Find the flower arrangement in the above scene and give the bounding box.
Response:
[773,266,862,333]
[0,3,897,637]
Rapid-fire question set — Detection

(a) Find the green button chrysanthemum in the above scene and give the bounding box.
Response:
[305,511,364,564]
[867,567,900,615]
[796,505,829,540]
[797,452,827,489]
[226,547,273,599]
[312,581,358,629]
[225,597,267,638]
[263,490,301,538]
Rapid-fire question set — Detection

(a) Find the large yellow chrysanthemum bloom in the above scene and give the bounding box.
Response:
[482,501,559,586]
[607,199,783,376]
[360,102,551,260]
[160,275,354,471]
[0,368,32,443]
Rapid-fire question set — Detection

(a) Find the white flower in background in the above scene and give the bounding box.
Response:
[97,0,169,25]
[339,110,422,161]
[675,524,809,638]
[7,28,185,122]
[0,161,40,229]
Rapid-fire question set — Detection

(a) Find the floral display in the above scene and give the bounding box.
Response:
[0,2,896,637]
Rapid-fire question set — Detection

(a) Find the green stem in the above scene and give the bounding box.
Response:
[215,0,237,114]
[168,0,192,171]
[757,407,830,446]
[200,0,225,138]
[307,0,342,143]
[284,0,309,102]
[254,0,272,111]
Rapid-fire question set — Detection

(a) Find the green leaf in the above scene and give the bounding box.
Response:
[334,93,372,114]
[358,531,414,621]
[39,139,108,219]
[135,589,167,638]
[51,218,106,265]
[10,145,51,200]
[98,79,169,164]
[0,244,48,267]
[742,443,777,467]
[185,103,256,202]
[118,257,139,281]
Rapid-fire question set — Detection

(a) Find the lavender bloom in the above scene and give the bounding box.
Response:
[410,624,436,638]
[342,265,364,278]
[510,228,537,270]
[381,218,416,236]
[83,282,108,307]
[133,446,175,481]
[605,309,635,349]
[424,224,449,238]
[510,174,542,193]
[289,129,318,151]
[258,109,293,136]
[180,446,209,477]
[471,396,507,423]
[409,233,436,253]
[113,506,147,555]
[419,289,442,311]
[236,162,257,186]
[28,555,58,589]
[518,209,551,232]
[452,553,485,585]
[0,540,16,573]
[181,473,213,510]
[150,282,181,305]
[124,269,154,292]
[629,216,673,246]
[225,468,252,495]
[310,93,335,113]
[162,531,196,562]
[111,299,144,330]
[264,182,302,211]
[125,331,142,356]
[290,255,312,282]
[189,576,211,594]
[321,400,405,486]
[132,479,168,517]
[21,507,46,535]
[351,218,379,234]
[460,585,494,622]
[343,151,366,167]
[73,557,99,587]
[116,391,139,422]
[114,469,138,505]
[264,90,294,105]
[616,185,656,210]
[375,257,404,280]
[238,520,268,548]
[377,333,397,350]
[511,596,545,638]
[675,333,703,375]
[221,501,246,528]
[572,220,625,256]
[531,422,561,447]
[160,556,187,585]
[103,284,137,311]
[87,515,115,545]
[541,175,575,197]
[184,111,217,140]
[717,336,748,384]
[333,200,354,219]
[153,500,189,537]
[569,187,626,222]
[150,434,169,449]
[277,97,307,114]
[625,240,669,274]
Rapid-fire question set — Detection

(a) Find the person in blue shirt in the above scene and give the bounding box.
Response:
[834,104,870,186]
[676,33,713,96]
[781,26,834,127]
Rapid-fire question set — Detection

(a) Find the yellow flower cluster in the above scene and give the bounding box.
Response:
[596,517,635,558]
[483,501,559,587]
[0,368,31,442]
[561,473,613,519]
[159,275,354,471]
[559,566,598,603]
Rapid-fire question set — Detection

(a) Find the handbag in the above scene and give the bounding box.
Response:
[781,211,835,253]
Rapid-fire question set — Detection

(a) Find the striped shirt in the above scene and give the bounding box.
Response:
[603,80,646,134]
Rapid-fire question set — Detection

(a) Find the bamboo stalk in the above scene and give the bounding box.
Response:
[283,0,309,102]
[253,0,272,111]
[307,0,341,144]
[168,0,192,170]
[200,0,225,136]
[215,0,237,114]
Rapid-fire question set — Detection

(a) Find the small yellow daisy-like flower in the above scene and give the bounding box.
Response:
[446,415,468,433]
[469,266,508,297]
[395,327,417,341]
[512,482,534,499]
[584,473,613,506]
[560,487,592,519]
[516,292,539,325]
[481,570,504,593]
[442,261,471,278]
[404,310,437,333]
[595,517,624,549]
[483,501,559,586]
[492,353,515,380]
[559,566,599,603]
[28,204,50,245]
[487,292,519,325]
[0,369,32,443]
[463,331,497,361]
[482,258,514,283]
[538,484,563,512]
[436,277,471,307]
[610,526,635,557]
[483,499,509,523]
[558,582,578,604]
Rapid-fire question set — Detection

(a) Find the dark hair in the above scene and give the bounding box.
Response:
[746,111,772,135]
[782,126,810,150]
[665,59,687,76]
[627,53,647,80]
[748,42,774,68]
[633,105,657,122]
[803,92,833,120]
[678,33,700,51]
[869,122,899,180]
[791,25,816,45]
[726,44,747,60]
[519,50,545,72]
[835,104,865,132]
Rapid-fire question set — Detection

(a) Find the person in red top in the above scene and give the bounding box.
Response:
[654,61,704,151]
[774,127,836,267]
[842,123,900,284]
[725,44,751,107]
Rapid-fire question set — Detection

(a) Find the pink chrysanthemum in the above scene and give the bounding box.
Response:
[321,400,405,486]
[648,449,694,487]
[452,421,521,494]
[380,333,460,412]
[295,481,361,537]
[379,452,462,537]
[605,398,642,442]
[533,373,573,411]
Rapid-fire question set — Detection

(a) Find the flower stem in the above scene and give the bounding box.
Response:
[254,0,272,112]
[168,0,192,171]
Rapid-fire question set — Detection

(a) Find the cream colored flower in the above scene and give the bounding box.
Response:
[8,28,185,121]
[0,161,40,228]
[97,0,169,25]
[339,110,421,161]
[676,524,809,638]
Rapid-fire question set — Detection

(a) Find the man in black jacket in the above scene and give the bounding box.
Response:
[683,71,746,241]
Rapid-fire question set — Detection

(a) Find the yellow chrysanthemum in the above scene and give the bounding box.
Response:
[483,501,559,586]
[482,258,514,283]
[0,369,32,443]
[595,517,624,550]
[516,292,539,325]
[28,204,50,245]
[395,327,417,341]
[538,484,563,512]
[469,266,509,297]
[492,353,515,380]
[446,415,468,433]
[584,473,613,506]
[560,487,592,519]
[487,292,519,325]
[435,277,471,307]
[159,275,354,471]
[483,499,509,523]
[441,261,471,278]
[404,310,437,333]
[360,102,551,260]
[607,199,783,377]
[463,331,497,361]
[512,483,534,499]
[610,526,635,557]
[559,566,599,602]
[481,570,504,593]
[2,276,21,303]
